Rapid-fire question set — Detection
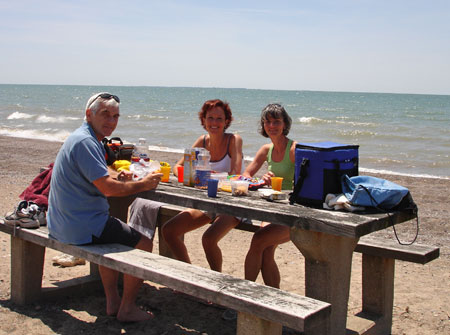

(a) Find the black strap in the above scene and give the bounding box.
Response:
[361,185,419,245]
[333,159,342,192]
[289,158,309,205]
[102,138,118,165]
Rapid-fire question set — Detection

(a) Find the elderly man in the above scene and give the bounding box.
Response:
[48,92,162,322]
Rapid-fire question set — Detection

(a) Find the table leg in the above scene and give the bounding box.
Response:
[237,311,282,335]
[11,236,45,304]
[361,254,395,335]
[89,262,100,279]
[290,228,358,335]
[108,195,137,222]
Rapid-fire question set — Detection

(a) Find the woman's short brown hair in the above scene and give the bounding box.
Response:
[198,99,233,130]
[259,103,292,138]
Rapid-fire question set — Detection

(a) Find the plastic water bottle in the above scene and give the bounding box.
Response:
[195,152,211,189]
[136,138,150,161]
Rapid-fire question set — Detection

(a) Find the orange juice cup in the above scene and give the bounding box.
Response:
[270,177,283,191]
[160,166,171,182]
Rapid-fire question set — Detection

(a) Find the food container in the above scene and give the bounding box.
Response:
[211,172,228,181]
[211,172,228,189]
[231,180,250,196]
[258,188,287,201]
[220,179,232,192]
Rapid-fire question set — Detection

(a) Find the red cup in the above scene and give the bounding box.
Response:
[177,166,184,183]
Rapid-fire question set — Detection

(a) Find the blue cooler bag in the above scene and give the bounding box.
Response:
[289,142,359,207]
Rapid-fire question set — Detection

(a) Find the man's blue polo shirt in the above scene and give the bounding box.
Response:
[48,122,109,245]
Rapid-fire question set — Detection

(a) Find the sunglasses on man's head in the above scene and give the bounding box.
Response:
[87,93,120,109]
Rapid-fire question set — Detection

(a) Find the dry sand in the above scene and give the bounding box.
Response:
[0,135,448,334]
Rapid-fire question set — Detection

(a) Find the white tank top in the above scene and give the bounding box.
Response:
[203,134,244,173]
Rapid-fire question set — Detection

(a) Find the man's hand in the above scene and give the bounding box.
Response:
[141,172,163,190]
[94,171,163,197]
[117,170,133,182]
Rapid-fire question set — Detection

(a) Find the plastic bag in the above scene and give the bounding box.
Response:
[130,160,160,181]
[341,175,409,209]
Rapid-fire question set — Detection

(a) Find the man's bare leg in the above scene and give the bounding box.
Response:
[99,235,155,321]
[117,274,153,322]
[98,265,121,316]
[115,235,155,322]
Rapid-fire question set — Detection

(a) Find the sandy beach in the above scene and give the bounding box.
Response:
[0,135,448,335]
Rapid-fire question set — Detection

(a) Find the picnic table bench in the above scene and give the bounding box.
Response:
[0,222,331,335]
[108,194,439,335]
[1,178,440,335]
[0,199,439,335]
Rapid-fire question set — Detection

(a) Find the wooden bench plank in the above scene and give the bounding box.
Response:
[0,223,330,334]
[152,204,440,335]
[84,244,330,333]
[355,236,440,264]
[157,204,440,264]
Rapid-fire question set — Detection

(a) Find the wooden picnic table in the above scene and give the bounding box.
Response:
[134,179,416,335]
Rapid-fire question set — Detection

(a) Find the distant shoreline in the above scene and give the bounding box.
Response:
[2,83,450,97]
[1,134,448,180]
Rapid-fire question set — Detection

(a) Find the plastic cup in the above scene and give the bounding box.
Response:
[160,166,171,182]
[271,177,283,191]
[207,179,219,197]
[177,166,184,183]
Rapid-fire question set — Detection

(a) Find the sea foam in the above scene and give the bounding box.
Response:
[7,112,33,120]
[0,128,69,142]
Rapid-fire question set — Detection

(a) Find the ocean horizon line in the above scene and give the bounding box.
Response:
[1,82,449,97]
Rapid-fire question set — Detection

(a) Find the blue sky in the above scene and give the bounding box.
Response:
[1,1,449,95]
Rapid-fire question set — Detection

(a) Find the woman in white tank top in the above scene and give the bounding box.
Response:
[204,134,245,173]
[162,99,244,273]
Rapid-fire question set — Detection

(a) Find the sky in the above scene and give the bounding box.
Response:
[1,1,450,95]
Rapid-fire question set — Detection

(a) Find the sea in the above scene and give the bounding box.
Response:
[0,84,449,179]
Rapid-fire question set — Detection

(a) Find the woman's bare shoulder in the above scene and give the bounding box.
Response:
[256,143,271,156]
[192,135,206,147]
[228,133,242,144]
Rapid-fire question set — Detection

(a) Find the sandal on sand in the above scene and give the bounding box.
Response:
[4,200,40,229]
[52,253,86,267]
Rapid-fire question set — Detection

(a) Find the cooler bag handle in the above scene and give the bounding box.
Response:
[102,137,119,165]
[107,137,123,145]
[289,158,309,205]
